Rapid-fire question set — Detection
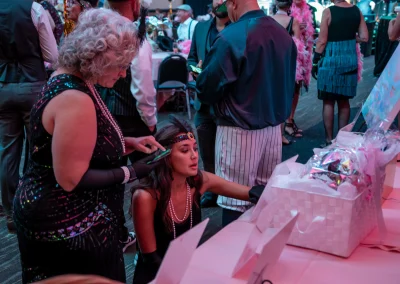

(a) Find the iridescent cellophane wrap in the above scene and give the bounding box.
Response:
[303,128,400,195]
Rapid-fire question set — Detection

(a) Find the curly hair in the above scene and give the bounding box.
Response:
[56,8,139,81]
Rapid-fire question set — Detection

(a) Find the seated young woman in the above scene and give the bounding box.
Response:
[131,115,263,284]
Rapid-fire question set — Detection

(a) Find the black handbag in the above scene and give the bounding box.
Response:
[157,36,174,52]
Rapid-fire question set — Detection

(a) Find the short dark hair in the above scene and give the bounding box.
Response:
[276,0,293,9]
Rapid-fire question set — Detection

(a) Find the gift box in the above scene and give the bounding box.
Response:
[263,161,377,258]
[251,129,400,258]
[383,154,400,203]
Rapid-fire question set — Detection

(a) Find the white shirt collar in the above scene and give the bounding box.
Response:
[182,17,193,26]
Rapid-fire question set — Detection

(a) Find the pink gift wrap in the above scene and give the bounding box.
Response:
[250,128,400,258]
[265,184,377,257]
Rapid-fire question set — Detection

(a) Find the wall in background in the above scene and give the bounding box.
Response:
[149,0,184,10]
[184,0,210,16]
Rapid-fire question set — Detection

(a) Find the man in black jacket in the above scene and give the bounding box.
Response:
[197,0,297,226]
[187,0,230,207]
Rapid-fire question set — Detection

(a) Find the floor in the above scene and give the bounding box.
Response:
[0,56,378,284]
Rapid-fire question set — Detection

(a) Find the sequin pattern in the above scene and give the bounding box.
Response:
[14,74,124,249]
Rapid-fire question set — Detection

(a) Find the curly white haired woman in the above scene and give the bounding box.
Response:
[14,8,165,283]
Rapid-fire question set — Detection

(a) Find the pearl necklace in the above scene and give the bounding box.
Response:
[168,182,193,239]
[85,81,126,153]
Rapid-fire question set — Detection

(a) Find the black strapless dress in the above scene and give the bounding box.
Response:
[132,191,202,284]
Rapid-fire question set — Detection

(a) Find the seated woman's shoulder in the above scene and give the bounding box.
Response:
[132,188,159,204]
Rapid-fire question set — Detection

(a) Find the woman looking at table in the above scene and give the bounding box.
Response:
[13,8,164,283]
[131,115,263,284]
[312,0,368,146]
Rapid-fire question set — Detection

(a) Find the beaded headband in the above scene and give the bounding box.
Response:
[167,132,196,145]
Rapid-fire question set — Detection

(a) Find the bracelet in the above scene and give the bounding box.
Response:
[121,166,130,184]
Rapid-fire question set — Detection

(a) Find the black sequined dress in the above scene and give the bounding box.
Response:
[13,74,126,283]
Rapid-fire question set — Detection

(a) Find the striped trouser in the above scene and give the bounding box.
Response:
[215,125,282,212]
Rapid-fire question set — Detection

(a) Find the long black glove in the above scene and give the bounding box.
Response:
[142,251,162,266]
[140,251,163,283]
[249,185,265,204]
[74,151,167,191]
[128,150,167,180]
[311,52,322,80]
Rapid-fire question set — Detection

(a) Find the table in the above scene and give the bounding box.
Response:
[183,190,400,284]
[374,16,399,76]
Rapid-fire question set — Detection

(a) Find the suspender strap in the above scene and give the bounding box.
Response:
[188,19,193,40]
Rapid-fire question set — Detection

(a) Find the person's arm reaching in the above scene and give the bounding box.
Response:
[200,171,264,203]
[388,13,400,41]
[130,40,158,131]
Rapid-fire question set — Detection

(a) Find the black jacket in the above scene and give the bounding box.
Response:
[197,10,297,130]
[187,19,214,70]
[187,19,214,112]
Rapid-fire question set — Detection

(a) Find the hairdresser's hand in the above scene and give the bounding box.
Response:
[124,136,165,156]
[129,150,170,180]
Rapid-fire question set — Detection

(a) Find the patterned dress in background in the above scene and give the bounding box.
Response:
[317,5,362,100]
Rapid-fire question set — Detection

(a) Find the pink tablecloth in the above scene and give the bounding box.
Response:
[183,190,400,284]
